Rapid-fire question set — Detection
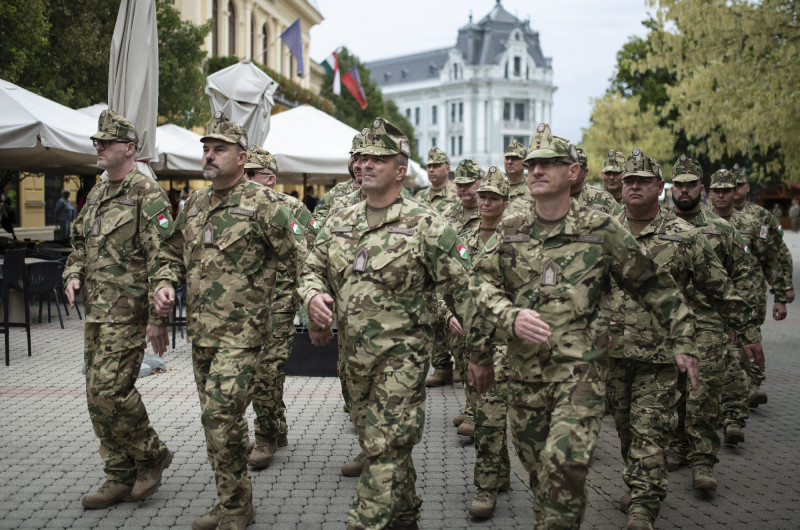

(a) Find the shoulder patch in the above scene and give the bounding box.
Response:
[759,224,769,239]
[659,234,684,242]
[143,198,168,219]
[437,225,459,252]
[388,226,414,236]
[503,234,530,242]
[574,234,604,244]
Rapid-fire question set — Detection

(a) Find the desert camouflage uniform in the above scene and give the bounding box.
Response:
[314,179,359,226]
[64,163,173,485]
[466,195,696,529]
[414,181,458,215]
[507,181,534,215]
[737,196,794,298]
[572,184,624,216]
[155,174,307,517]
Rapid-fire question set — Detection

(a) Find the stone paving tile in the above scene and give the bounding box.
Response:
[1,231,799,528]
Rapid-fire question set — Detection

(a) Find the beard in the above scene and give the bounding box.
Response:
[673,192,701,211]
[202,164,220,180]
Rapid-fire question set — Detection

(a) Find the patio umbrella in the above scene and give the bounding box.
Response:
[108,0,158,177]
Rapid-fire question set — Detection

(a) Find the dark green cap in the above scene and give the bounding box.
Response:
[709,169,736,189]
[504,139,527,159]
[525,123,579,162]
[454,159,483,184]
[361,117,410,157]
[202,111,248,150]
[672,154,702,182]
[602,150,625,173]
[478,166,509,198]
[244,146,278,172]
[623,147,662,179]
[427,146,450,165]
[91,109,138,146]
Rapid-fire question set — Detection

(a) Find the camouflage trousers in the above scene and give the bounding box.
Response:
[346,368,427,529]
[670,340,727,468]
[607,358,678,524]
[84,323,168,484]
[454,341,477,420]
[474,347,509,490]
[338,333,353,416]
[252,312,295,443]
[430,322,454,374]
[509,377,605,529]
[719,345,751,429]
[193,344,261,516]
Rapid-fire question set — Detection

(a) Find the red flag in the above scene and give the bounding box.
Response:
[341,66,367,109]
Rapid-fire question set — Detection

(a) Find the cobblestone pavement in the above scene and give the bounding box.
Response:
[0,230,798,529]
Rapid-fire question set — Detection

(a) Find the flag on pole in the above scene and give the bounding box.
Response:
[321,50,340,95]
[342,65,367,109]
[280,18,304,78]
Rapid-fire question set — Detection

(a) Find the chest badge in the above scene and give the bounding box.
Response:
[92,217,101,236]
[759,224,769,239]
[203,223,214,245]
[542,259,558,286]
[353,248,368,272]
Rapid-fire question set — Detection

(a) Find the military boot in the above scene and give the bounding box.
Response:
[192,504,221,530]
[453,413,466,427]
[425,370,453,387]
[748,390,768,408]
[216,505,255,530]
[278,434,289,447]
[724,424,745,445]
[692,466,718,491]
[618,491,631,513]
[130,449,173,501]
[666,450,688,471]
[468,488,498,518]
[82,480,133,509]
[626,513,653,530]
[457,417,475,437]
[248,440,277,469]
[341,450,367,477]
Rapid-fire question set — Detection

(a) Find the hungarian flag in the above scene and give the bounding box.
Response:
[321,50,341,95]
[342,65,367,109]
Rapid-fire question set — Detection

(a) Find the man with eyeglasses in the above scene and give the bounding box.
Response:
[63,110,175,510]
[466,126,698,529]
[243,147,317,470]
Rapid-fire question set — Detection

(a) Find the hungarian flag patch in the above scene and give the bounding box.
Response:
[457,244,468,259]
[157,214,169,228]
[310,219,319,230]
[742,243,750,254]
[290,221,301,234]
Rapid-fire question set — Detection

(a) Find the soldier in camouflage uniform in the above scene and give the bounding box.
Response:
[242,147,318,470]
[504,139,535,214]
[666,155,764,487]
[153,112,307,530]
[572,148,624,215]
[313,132,366,227]
[607,149,760,529]
[64,110,174,510]
[602,150,625,203]
[466,125,699,530]
[299,117,478,530]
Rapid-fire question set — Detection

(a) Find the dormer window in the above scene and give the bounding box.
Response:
[384,71,392,82]
[514,57,521,77]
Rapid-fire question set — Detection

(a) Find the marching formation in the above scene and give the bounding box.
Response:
[64,110,794,530]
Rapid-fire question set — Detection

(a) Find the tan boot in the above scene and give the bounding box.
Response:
[457,417,475,437]
[341,450,367,476]
[666,450,687,471]
[248,440,277,469]
[82,480,133,509]
[468,488,498,518]
[278,434,289,447]
[216,505,255,530]
[692,465,718,491]
[626,513,653,530]
[192,504,222,530]
[724,424,745,445]
[453,413,466,427]
[425,370,453,387]
[748,390,768,408]
[130,449,173,501]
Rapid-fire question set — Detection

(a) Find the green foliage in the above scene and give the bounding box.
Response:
[0,0,49,83]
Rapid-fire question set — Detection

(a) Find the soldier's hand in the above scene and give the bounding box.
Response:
[742,343,765,371]
[309,328,334,346]
[675,354,699,391]
[787,289,795,304]
[65,279,80,308]
[772,302,787,321]
[146,325,169,356]
[513,309,552,344]
[468,362,495,394]
[154,287,176,316]
[309,293,335,328]
[448,316,464,337]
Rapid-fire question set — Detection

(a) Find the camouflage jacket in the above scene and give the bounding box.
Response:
[443,200,481,235]
[273,190,319,313]
[466,200,695,383]
[63,168,173,326]
[736,201,793,298]
[154,177,308,348]
[313,179,357,225]
[611,208,758,363]
[572,184,624,216]
[297,193,476,377]
[414,180,459,214]
[507,181,535,215]
[673,207,762,344]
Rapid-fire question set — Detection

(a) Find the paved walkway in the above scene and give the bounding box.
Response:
[1,231,799,529]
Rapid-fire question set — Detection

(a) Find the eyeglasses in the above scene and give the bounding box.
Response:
[245,170,272,178]
[92,139,131,149]
[524,158,574,171]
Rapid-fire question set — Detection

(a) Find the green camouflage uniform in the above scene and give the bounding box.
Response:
[314,179,358,227]
[63,110,172,486]
[297,117,477,530]
[607,152,757,525]
[504,140,535,215]
[154,112,307,517]
[467,129,697,529]
[602,150,626,204]
[571,184,624,216]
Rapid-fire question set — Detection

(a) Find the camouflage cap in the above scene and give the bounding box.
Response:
[732,164,749,185]
[201,111,248,150]
[349,133,364,155]
[477,166,509,198]
[504,138,527,159]
[454,159,483,184]
[709,168,736,189]
[90,109,138,146]
[427,146,450,165]
[360,117,411,157]
[244,146,278,173]
[524,123,579,163]
[623,147,662,179]
[671,154,702,182]
[602,150,625,173]
[576,148,588,170]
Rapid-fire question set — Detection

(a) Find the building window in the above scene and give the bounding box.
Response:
[504,100,528,123]
[458,102,463,122]
[250,14,256,60]
[415,107,420,126]
[451,103,456,123]
[431,137,437,148]
[431,105,437,125]
[212,0,219,56]
[262,23,268,65]
[453,63,459,80]
[514,103,525,121]
[504,62,509,79]
[514,57,521,77]
[406,108,412,121]
[227,1,236,56]
[503,102,511,121]
[458,136,463,156]
[450,136,456,155]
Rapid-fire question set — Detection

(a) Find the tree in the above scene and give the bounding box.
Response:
[0,0,49,84]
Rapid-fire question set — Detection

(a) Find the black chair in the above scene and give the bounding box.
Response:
[33,243,81,320]
[2,249,32,365]
[170,286,187,349]
[27,261,67,328]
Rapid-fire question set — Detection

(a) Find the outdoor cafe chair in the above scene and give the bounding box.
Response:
[27,260,67,329]
[2,248,32,365]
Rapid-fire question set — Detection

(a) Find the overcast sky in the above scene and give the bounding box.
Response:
[308,0,655,144]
